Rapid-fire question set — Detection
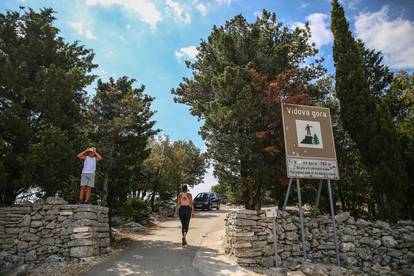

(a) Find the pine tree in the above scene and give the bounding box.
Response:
[331,0,407,220]
[312,134,320,145]
[0,8,96,204]
[89,77,158,208]
[173,10,324,209]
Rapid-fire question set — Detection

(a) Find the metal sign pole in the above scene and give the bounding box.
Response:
[314,179,323,216]
[296,178,307,261]
[282,178,293,210]
[327,180,340,266]
[272,216,279,267]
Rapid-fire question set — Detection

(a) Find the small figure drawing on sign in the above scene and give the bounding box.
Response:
[301,124,314,144]
[305,124,312,136]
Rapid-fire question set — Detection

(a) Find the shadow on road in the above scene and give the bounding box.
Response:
[84,239,201,276]
[83,238,240,276]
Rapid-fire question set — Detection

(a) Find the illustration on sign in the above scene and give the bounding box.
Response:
[296,120,323,149]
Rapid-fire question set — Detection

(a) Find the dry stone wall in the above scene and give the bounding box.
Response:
[0,197,110,272]
[224,209,414,275]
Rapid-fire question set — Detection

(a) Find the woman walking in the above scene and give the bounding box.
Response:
[175,184,195,247]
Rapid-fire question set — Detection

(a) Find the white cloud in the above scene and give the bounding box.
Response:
[86,0,162,31]
[215,0,233,5]
[189,164,217,195]
[300,3,309,9]
[175,46,198,61]
[196,3,207,16]
[355,6,414,69]
[254,10,262,18]
[70,20,96,40]
[307,13,333,48]
[347,0,361,10]
[292,13,332,48]
[166,0,192,23]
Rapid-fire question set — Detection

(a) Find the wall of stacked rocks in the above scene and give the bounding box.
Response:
[0,197,110,271]
[224,209,414,275]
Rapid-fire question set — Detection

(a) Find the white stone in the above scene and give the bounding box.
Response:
[73,226,91,233]
[59,211,73,216]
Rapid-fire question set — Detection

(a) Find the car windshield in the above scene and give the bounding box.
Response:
[195,193,208,199]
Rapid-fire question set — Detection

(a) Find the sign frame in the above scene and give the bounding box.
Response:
[281,103,339,180]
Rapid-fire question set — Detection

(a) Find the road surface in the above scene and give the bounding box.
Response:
[84,209,253,276]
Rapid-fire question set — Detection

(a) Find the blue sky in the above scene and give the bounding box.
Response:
[2,0,414,193]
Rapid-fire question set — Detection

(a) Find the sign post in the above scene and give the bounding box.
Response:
[266,207,279,267]
[281,103,340,266]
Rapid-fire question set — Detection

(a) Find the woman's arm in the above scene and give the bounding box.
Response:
[77,148,90,160]
[175,193,181,217]
[94,151,103,161]
[190,194,195,217]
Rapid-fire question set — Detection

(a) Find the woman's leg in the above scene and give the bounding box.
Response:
[179,207,186,236]
[183,206,191,238]
[79,186,86,202]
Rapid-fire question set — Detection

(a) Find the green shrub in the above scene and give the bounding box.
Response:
[117,198,151,222]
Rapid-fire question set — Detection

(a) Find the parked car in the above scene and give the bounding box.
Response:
[193,192,220,211]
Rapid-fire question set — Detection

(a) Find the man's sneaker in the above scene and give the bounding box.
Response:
[84,201,90,205]
[182,237,185,247]
[79,200,85,204]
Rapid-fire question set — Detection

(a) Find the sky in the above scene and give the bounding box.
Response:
[1,0,414,195]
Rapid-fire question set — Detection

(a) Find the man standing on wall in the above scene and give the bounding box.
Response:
[77,147,103,204]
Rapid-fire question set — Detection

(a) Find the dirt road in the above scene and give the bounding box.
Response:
[84,209,253,276]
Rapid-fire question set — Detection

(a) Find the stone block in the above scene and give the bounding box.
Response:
[40,238,55,245]
[72,232,93,239]
[59,211,73,216]
[20,215,31,226]
[335,212,350,223]
[68,239,96,247]
[31,221,43,228]
[341,242,355,252]
[45,222,56,229]
[73,226,92,233]
[17,241,29,251]
[251,241,267,248]
[20,232,40,242]
[70,246,97,258]
[73,212,97,220]
[234,219,256,226]
[285,232,298,241]
[233,242,252,249]
[45,197,68,205]
[284,223,296,231]
[25,250,37,262]
[234,257,257,264]
[235,249,262,258]
[382,236,397,248]
[234,231,255,237]
[5,227,21,234]
[238,210,259,215]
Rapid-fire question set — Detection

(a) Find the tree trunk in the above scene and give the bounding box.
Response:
[102,172,109,206]
[254,181,262,210]
[150,191,156,211]
[241,160,255,210]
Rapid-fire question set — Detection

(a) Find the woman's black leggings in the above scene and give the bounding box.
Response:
[179,206,192,235]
